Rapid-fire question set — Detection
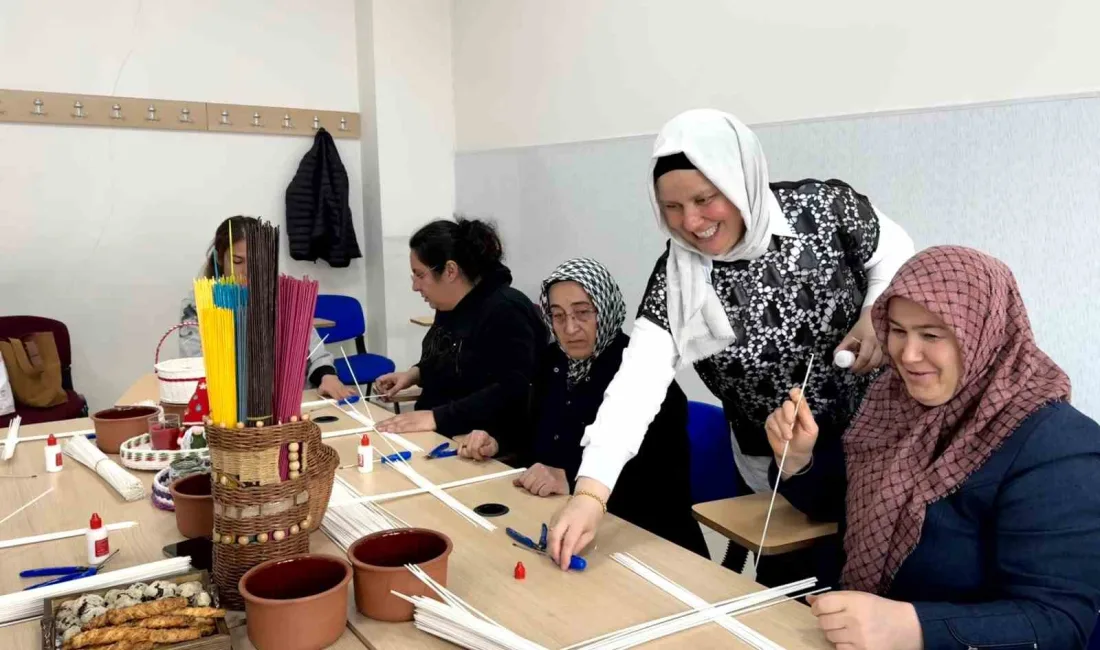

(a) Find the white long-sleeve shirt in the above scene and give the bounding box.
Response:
[577,209,915,492]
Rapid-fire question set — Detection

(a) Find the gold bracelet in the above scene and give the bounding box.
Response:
[573,489,608,513]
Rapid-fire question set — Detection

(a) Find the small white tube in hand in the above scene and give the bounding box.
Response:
[834,349,855,369]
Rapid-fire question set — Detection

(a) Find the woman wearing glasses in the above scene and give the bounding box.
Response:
[374,218,547,459]
[458,258,707,557]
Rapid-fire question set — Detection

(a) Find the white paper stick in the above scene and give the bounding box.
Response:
[0,487,54,527]
[756,354,815,571]
[0,521,138,550]
[0,556,191,625]
[12,429,95,443]
[320,426,374,440]
[328,467,525,508]
[610,553,787,650]
[1,416,20,460]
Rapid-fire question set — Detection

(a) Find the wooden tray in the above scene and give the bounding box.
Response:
[40,569,230,650]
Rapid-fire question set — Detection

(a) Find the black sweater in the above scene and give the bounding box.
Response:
[526,333,707,557]
[414,264,546,453]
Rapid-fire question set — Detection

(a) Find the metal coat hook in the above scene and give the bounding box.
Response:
[312,116,320,130]
[71,101,86,119]
[251,112,263,127]
[31,98,46,116]
[220,110,231,125]
[179,107,193,124]
[111,104,123,120]
[282,113,294,129]
[146,104,159,122]
[339,117,348,131]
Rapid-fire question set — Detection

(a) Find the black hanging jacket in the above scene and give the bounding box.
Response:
[285,128,362,267]
[526,332,708,557]
[414,264,547,454]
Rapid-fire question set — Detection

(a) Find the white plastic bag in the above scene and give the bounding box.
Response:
[0,357,15,417]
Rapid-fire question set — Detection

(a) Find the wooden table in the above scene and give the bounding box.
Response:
[315,318,337,329]
[0,377,830,649]
[409,315,434,327]
[693,494,838,557]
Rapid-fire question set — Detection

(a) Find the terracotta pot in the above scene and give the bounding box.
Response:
[169,474,213,539]
[91,406,159,453]
[347,528,452,622]
[239,554,352,650]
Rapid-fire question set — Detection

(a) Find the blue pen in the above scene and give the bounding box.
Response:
[506,527,586,571]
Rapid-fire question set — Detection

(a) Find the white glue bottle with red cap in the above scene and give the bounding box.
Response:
[86,513,110,565]
[358,434,373,474]
[44,434,62,473]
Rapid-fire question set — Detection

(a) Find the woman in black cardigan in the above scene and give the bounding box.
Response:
[459,258,707,557]
[375,218,546,457]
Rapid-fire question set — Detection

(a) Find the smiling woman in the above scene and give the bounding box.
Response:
[548,109,916,584]
[766,246,1100,649]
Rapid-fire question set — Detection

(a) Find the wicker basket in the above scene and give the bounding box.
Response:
[205,419,337,609]
[154,322,206,405]
[119,433,211,471]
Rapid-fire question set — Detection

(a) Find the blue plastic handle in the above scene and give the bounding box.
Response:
[19,566,84,578]
[567,555,588,571]
[25,567,97,590]
[380,451,413,464]
[336,396,360,406]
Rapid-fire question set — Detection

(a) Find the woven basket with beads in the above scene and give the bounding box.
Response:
[204,419,338,609]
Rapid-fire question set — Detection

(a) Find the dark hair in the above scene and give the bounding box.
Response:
[203,215,260,278]
[409,217,503,282]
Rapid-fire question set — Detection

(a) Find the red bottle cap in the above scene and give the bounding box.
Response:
[89,513,102,529]
[46,434,57,446]
[514,561,526,580]
[360,433,371,446]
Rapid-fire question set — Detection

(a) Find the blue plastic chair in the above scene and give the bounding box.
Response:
[686,401,739,505]
[314,295,396,390]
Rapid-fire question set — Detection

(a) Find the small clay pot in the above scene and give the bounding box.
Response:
[348,528,452,622]
[169,474,213,539]
[239,554,352,650]
[91,405,159,453]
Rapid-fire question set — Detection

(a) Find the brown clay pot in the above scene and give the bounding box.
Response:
[90,405,159,453]
[169,474,213,539]
[347,528,453,622]
[239,554,352,650]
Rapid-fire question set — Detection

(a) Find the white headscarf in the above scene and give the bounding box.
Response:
[648,109,794,366]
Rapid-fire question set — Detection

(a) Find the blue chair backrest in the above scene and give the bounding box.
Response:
[686,400,739,504]
[314,295,366,345]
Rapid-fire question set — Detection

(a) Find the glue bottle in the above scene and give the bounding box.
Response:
[357,434,373,474]
[86,513,110,565]
[44,434,62,473]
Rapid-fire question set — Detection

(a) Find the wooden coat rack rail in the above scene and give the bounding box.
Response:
[0,88,360,139]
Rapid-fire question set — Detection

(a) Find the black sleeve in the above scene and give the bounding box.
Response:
[430,302,541,452]
[308,366,337,388]
[771,431,847,523]
[828,181,881,270]
[636,246,672,332]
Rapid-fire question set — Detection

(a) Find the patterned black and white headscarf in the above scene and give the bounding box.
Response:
[540,258,626,387]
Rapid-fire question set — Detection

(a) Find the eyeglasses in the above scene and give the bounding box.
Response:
[549,307,597,326]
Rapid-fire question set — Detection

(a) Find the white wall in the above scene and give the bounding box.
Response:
[0,0,365,411]
[356,0,456,373]
[453,0,1100,151]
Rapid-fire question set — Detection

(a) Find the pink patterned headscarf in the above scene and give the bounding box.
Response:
[841,246,1071,594]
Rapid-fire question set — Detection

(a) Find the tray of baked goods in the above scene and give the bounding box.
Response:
[40,569,228,650]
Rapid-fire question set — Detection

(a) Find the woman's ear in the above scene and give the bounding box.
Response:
[443,260,460,282]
